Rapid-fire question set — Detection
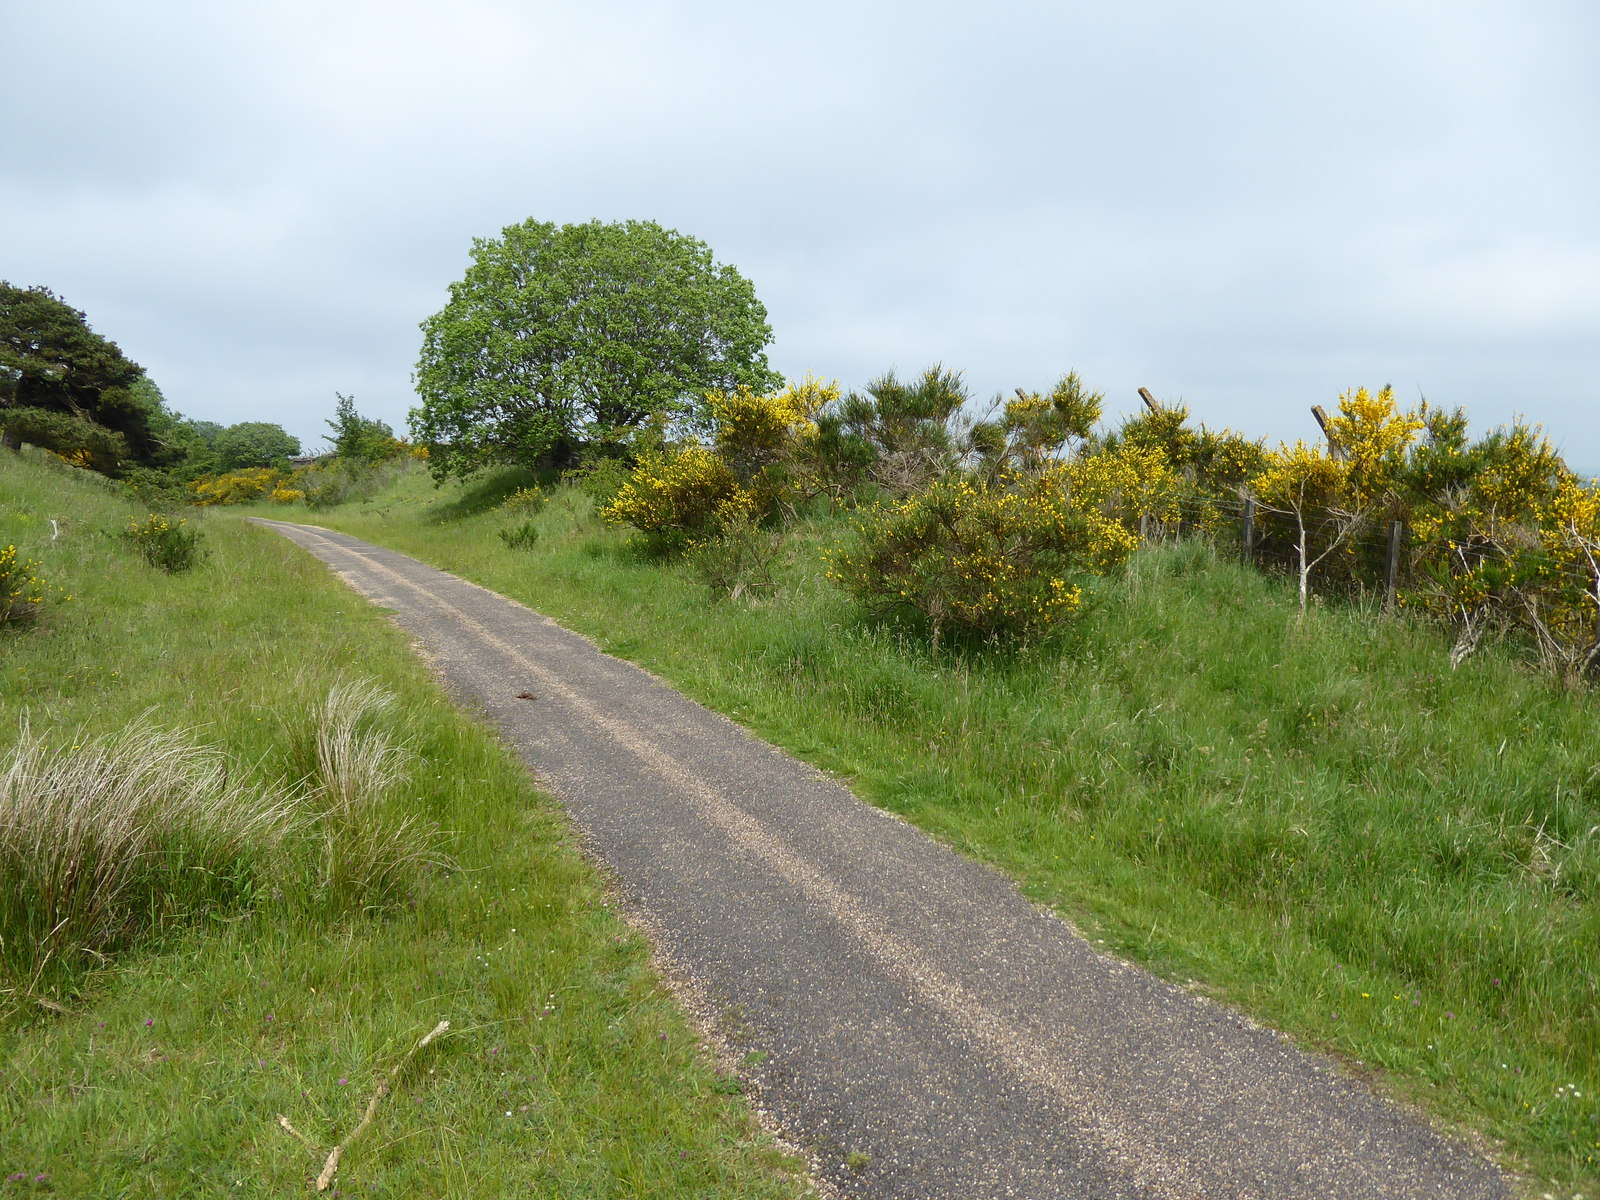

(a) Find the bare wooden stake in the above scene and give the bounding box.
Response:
[1310,405,1346,461]
[1138,387,1160,412]
[1242,497,1256,564]
[1384,520,1404,609]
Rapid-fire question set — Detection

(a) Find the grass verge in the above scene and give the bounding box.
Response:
[0,450,809,1198]
[277,458,1600,1196]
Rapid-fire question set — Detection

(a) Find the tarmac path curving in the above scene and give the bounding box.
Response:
[257,519,1514,1200]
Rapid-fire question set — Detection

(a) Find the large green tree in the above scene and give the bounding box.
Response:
[0,282,162,472]
[213,421,301,471]
[411,219,781,478]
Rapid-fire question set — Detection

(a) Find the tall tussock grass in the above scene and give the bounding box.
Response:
[0,722,290,987]
[302,679,451,910]
[0,680,450,995]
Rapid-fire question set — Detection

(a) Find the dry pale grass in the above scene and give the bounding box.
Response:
[304,679,452,906]
[0,680,454,989]
[0,721,293,984]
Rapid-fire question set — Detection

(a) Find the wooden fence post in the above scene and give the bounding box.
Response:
[1384,520,1404,609]
[1310,405,1345,462]
[1139,513,1149,542]
[1242,497,1256,565]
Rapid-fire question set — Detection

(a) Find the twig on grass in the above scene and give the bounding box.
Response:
[314,1080,388,1191]
[291,1019,450,1193]
[276,1114,317,1152]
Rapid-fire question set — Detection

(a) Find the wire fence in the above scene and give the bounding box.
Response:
[1129,492,1600,617]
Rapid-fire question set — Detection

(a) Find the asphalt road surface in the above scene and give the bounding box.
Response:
[259,519,1514,1200]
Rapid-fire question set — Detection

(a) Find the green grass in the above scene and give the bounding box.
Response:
[0,450,809,1198]
[270,457,1600,1196]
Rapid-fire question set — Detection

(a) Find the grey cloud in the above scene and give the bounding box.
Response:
[2,0,1594,464]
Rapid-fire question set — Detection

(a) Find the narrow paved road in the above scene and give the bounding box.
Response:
[259,519,1513,1200]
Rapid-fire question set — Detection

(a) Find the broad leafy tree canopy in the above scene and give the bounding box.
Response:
[213,421,301,471]
[411,219,780,478]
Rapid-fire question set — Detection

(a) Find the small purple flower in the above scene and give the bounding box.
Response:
[1445,1011,1456,1020]
[6,1174,26,1183]
[34,1175,48,1184]
[264,1014,275,1023]
[337,1077,349,1086]
[144,1018,154,1027]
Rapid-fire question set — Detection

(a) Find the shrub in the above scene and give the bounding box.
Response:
[499,486,548,515]
[1043,443,1185,529]
[992,372,1103,474]
[602,445,757,547]
[124,513,205,573]
[562,456,633,506]
[191,466,282,505]
[499,520,541,551]
[827,473,1136,647]
[832,366,970,497]
[0,545,50,626]
[683,515,784,600]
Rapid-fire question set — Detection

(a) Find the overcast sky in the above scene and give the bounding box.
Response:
[4,0,1597,465]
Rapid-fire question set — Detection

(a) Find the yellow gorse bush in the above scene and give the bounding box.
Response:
[602,445,758,544]
[709,380,822,466]
[1045,444,1185,529]
[605,376,841,545]
[191,467,278,505]
[1323,386,1425,506]
[827,468,1139,646]
[124,514,205,573]
[191,467,306,506]
[0,544,51,624]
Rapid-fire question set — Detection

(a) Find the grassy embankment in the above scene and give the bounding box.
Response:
[275,457,1600,1196]
[0,450,809,1199]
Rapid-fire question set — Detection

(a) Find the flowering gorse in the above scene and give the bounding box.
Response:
[826,471,1137,647]
[192,467,296,506]
[0,545,50,625]
[604,377,839,545]
[124,514,205,573]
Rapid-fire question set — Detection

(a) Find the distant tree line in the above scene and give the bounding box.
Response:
[0,281,303,499]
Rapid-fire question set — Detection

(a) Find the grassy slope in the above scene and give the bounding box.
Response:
[281,459,1600,1195]
[0,452,808,1199]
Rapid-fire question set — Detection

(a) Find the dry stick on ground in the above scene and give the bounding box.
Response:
[313,1020,450,1192]
[271,1019,450,1192]
[276,1114,317,1153]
